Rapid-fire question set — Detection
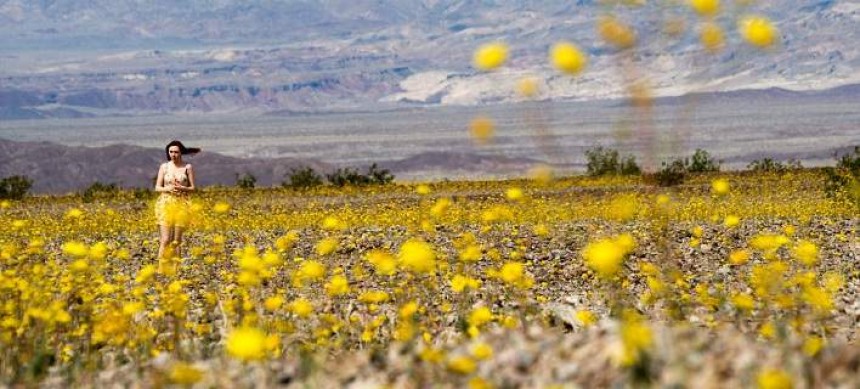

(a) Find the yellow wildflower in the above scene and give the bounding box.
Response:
[469,116,495,145]
[366,250,397,276]
[505,187,524,201]
[583,235,635,279]
[315,237,338,256]
[297,260,326,281]
[447,356,477,375]
[467,307,493,327]
[225,327,266,361]
[739,16,778,48]
[517,77,540,97]
[723,215,740,228]
[575,310,597,327]
[398,239,436,274]
[803,336,824,357]
[264,296,284,311]
[711,178,730,196]
[289,299,314,318]
[549,41,587,75]
[792,240,818,266]
[689,0,720,17]
[62,241,89,258]
[756,368,793,389]
[213,201,231,214]
[728,249,750,265]
[168,362,203,385]
[473,42,508,71]
[597,16,636,49]
[471,342,493,360]
[324,275,350,297]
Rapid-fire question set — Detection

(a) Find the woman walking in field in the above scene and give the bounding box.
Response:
[154,140,200,259]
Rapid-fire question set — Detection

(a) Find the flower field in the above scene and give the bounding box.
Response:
[1,170,858,387]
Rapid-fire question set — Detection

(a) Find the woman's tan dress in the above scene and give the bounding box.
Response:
[155,163,192,227]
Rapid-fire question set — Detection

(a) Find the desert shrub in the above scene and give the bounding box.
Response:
[366,163,395,185]
[284,166,324,189]
[654,159,687,187]
[326,168,364,187]
[824,146,860,208]
[0,175,33,200]
[586,147,640,176]
[326,164,395,187]
[81,181,120,203]
[687,149,721,173]
[747,158,803,173]
[236,173,257,189]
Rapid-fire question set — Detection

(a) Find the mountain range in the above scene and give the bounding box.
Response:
[0,139,541,193]
[1,0,859,119]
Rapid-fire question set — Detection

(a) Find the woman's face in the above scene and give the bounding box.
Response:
[168,146,181,161]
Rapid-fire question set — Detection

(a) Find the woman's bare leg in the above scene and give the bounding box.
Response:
[172,227,185,259]
[158,225,175,259]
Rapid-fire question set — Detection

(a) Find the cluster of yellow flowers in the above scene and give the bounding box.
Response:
[0,168,854,386]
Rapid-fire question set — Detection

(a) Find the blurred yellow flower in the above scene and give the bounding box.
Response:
[583,235,635,279]
[549,41,587,75]
[321,216,347,231]
[358,290,390,304]
[723,215,740,228]
[528,164,554,184]
[398,301,419,320]
[316,237,338,256]
[469,116,495,145]
[756,368,793,389]
[739,16,778,48]
[415,184,431,195]
[264,296,284,311]
[728,249,750,265]
[792,240,819,266]
[500,262,524,285]
[711,178,730,196]
[597,16,636,49]
[505,187,524,201]
[803,336,824,357]
[576,310,597,327]
[366,250,397,276]
[289,299,314,318]
[64,208,84,219]
[473,42,508,71]
[451,274,481,293]
[700,22,725,53]
[517,77,540,97]
[226,327,266,361]
[731,293,755,311]
[297,260,326,282]
[689,0,720,17]
[62,241,89,258]
[468,306,493,328]
[325,275,350,297]
[398,239,436,274]
[431,197,452,218]
[168,362,203,385]
[213,201,231,214]
[447,356,477,374]
[471,342,493,360]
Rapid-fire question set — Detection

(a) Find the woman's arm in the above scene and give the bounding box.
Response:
[154,164,174,192]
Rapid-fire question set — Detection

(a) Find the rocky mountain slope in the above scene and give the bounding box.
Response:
[0,139,541,193]
[1,0,858,119]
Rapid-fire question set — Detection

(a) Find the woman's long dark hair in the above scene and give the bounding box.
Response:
[165,140,201,161]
